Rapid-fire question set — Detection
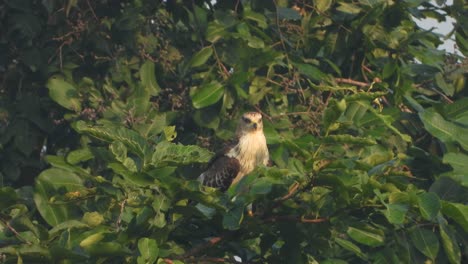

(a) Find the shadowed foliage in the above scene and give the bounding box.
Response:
[1,0,467,263]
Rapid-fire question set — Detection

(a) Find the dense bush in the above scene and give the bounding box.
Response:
[1,0,467,263]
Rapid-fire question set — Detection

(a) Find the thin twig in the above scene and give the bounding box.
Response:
[212,46,230,79]
[116,199,127,229]
[274,182,300,202]
[335,78,370,87]
[180,236,223,259]
[86,0,98,21]
[254,106,273,122]
[184,257,237,263]
[0,218,32,245]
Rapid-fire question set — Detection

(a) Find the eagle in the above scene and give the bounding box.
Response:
[198,112,269,191]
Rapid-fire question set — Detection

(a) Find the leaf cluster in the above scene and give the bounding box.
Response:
[1,0,468,263]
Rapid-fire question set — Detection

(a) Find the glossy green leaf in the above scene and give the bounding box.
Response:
[34,168,85,226]
[315,0,332,13]
[337,2,362,14]
[385,203,409,225]
[75,121,151,159]
[206,22,226,43]
[335,237,366,259]
[439,223,461,264]
[435,73,454,96]
[140,60,161,96]
[441,201,468,232]
[244,10,267,28]
[151,141,213,166]
[188,46,213,68]
[294,62,327,81]
[190,81,224,109]
[347,226,385,247]
[442,152,468,186]
[409,227,439,261]
[417,192,440,221]
[46,76,81,111]
[420,108,468,150]
[138,238,159,264]
[66,148,94,165]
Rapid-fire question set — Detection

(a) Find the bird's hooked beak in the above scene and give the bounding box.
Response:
[253,123,258,129]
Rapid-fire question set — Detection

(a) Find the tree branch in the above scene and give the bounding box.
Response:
[180,236,223,259]
[0,218,32,245]
[263,215,328,224]
[335,78,370,87]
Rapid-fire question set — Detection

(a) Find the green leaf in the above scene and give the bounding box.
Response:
[435,73,454,96]
[223,206,244,230]
[83,242,132,257]
[335,237,366,259]
[151,141,213,166]
[130,84,151,116]
[75,121,151,160]
[190,81,224,109]
[66,148,94,165]
[108,163,153,186]
[441,201,468,232]
[294,62,327,81]
[442,152,468,186]
[249,177,273,196]
[49,220,89,236]
[110,141,127,163]
[337,2,362,14]
[46,76,81,111]
[417,192,440,221]
[188,46,213,68]
[439,223,461,264]
[385,203,409,225]
[34,168,85,226]
[347,226,385,247]
[322,135,377,145]
[315,0,332,13]
[206,22,226,43]
[420,108,468,150]
[140,60,161,96]
[277,7,301,20]
[244,10,267,28]
[409,227,439,261]
[0,187,18,209]
[137,237,159,264]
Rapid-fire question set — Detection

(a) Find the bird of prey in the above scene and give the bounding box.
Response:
[198,112,269,191]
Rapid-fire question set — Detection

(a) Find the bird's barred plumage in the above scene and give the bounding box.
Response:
[198,112,269,191]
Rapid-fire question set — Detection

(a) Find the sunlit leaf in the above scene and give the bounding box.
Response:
[188,46,213,68]
[46,76,81,111]
[439,223,461,264]
[34,168,85,226]
[190,81,224,109]
[347,226,385,247]
[420,108,468,150]
[137,238,159,264]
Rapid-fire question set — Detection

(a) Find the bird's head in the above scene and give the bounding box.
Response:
[237,112,264,135]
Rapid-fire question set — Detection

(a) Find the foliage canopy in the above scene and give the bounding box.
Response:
[1,0,467,263]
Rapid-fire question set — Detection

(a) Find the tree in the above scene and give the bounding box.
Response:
[1,0,467,263]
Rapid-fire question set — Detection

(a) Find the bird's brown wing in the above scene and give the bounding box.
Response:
[199,155,240,192]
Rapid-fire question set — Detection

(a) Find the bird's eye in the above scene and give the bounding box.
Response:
[242,117,251,123]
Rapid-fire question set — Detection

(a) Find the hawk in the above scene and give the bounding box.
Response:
[198,112,269,191]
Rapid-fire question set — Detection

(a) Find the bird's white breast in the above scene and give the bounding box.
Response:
[228,131,269,184]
